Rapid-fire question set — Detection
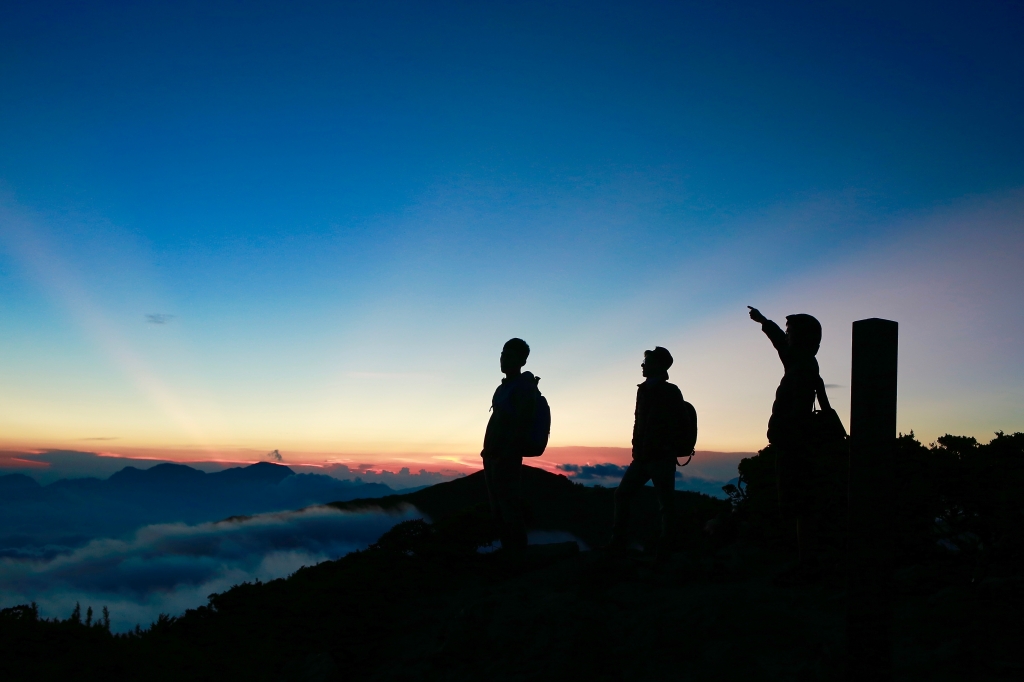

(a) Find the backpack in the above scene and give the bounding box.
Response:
[677,399,698,467]
[488,374,550,458]
[810,380,847,448]
[524,385,551,458]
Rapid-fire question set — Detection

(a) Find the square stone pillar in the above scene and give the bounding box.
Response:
[846,318,898,680]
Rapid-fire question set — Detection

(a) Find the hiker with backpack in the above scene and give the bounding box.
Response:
[609,346,698,563]
[747,306,839,583]
[481,338,550,553]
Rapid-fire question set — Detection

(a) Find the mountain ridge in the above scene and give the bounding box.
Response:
[0,462,395,555]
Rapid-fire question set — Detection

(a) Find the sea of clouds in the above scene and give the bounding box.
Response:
[556,462,735,497]
[0,504,421,632]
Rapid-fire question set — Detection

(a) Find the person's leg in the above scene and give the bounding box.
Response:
[491,455,526,551]
[485,454,505,540]
[774,442,821,584]
[611,460,652,546]
[775,444,802,547]
[789,443,818,567]
[650,458,677,551]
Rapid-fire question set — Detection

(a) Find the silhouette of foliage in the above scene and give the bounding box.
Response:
[730,432,1024,566]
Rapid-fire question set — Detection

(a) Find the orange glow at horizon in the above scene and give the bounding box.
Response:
[0,441,755,485]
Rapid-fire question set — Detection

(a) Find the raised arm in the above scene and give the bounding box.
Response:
[748,306,787,354]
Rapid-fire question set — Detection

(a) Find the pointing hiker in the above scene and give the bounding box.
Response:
[610,346,697,563]
[747,306,830,582]
[481,338,549,552]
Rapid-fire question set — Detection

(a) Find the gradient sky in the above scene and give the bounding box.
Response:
[1,0,1022,470]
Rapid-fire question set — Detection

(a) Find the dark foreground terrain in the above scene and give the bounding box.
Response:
[2,432,1023,681]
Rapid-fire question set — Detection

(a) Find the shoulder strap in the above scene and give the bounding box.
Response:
[815,376,831,411]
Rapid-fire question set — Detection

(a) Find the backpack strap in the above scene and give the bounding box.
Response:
[816,376,832,411]
[677,451,694,467]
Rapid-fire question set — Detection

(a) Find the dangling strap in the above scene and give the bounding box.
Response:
[815,376,832,412]
[677,451,694,467]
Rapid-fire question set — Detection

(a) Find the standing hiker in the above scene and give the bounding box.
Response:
[747,306,830,582]
[481,338,543,552]
[610,346,697,563]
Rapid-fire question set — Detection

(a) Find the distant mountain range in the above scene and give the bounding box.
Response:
[0,463,400,557]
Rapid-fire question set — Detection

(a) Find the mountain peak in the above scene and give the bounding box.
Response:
[0,473,41,490]
[211,462,294,485]
[108,463,205,484]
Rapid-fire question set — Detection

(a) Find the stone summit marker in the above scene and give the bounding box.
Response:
[846,318,898,681]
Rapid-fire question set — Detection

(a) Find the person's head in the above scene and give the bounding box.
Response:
[785,314,822,355]
[641,346,673,378]
[500,338,530,374]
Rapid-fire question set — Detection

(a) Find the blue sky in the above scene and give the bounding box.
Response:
[1,0,1022,466]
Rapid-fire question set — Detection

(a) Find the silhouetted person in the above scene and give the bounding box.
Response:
[748,306,830,582]
[480,338,537,552]
[610,346,689,562]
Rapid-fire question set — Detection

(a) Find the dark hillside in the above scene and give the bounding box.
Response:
[330,465,730,550]
[2,435,1022,681]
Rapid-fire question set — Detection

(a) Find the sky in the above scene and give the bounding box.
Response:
[1,0,1022,474]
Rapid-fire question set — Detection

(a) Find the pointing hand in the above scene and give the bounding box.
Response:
[747,306,767,324]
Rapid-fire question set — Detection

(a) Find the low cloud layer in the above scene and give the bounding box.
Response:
[558,463,629,480]
[318,464,463,490]
[542,447,750,484]
[557,462,733,498]
[0,505,420,632]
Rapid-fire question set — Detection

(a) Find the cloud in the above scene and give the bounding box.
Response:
[0,505,420,632]
[557,462,733,498]
[145,314,175,324]
[266,449,284,462]
[0,450,175,484]
[543,447,750,483]
[345,372,434,379]
[320,464,463,491]
[557,463,628,480]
